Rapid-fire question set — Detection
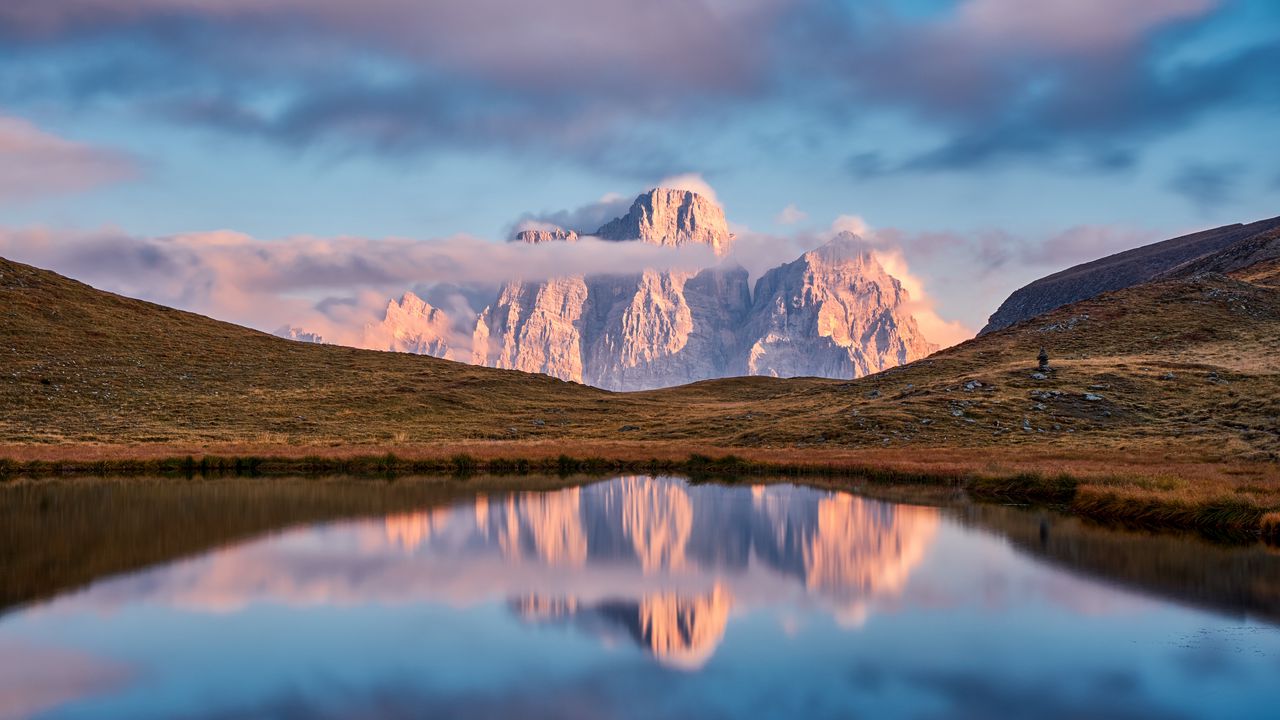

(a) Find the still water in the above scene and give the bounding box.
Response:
[1,475,1277,719]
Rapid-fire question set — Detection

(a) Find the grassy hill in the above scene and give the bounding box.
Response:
[2,254,1279,533]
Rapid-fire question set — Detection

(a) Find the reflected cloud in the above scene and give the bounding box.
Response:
[0,641,131,720]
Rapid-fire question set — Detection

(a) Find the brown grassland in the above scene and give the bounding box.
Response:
[2,255,1279,536]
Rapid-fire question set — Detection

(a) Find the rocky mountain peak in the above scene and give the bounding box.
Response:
[594,188,732,255]
[363,290,453,359]
[513,227,580,244]
[805,231,876,266]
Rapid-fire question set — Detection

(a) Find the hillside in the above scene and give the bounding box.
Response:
[981,215,1280,334]
[3,252,1279,453]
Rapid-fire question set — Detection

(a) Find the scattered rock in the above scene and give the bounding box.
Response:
[1022,417,1033,432]
[618,424,640,432]
[1084,393,1103,401]
[531,419,546,426]
[951,408,965,417]
[1038,314,1089,333]
[1030,372,1047,380]
[963,380,982,391]
[1161,371,1176,380]
[866,389,881,399]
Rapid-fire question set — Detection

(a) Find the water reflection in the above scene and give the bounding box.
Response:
[1,475,1277,720]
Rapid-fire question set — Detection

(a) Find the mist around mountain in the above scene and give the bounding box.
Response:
[335,188,936,390]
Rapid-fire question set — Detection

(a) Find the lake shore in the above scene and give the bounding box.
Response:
[4,441,1277,541]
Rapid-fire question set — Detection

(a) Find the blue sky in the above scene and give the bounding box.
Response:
[0,0,1276,340]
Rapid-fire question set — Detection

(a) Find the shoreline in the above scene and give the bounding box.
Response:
[4,442,1277,542]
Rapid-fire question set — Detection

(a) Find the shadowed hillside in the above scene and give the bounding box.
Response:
[981,216,1280,334]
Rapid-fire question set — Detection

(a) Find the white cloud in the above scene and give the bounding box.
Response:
[654,173,719,203]
[0,226,718,347]
[774,203,807,225]
[0,115,136,202]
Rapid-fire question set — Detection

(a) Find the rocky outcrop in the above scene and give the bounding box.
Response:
[513,228,579,244]
[981,215,1280,334]
[740,232,935,378]
[362,291,452,358]
[274,326,325,344]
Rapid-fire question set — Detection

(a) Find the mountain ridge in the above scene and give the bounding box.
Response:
[981,215,1280,334]
[363,189,934,390]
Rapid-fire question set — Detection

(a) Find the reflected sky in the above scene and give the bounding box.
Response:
[1,476,1276,720]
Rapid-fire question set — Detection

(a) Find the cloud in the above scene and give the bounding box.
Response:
[0,114,135,202]
[0,0,1269,177]
[0,0,800,175]
[654,173,719,204]
[0,226,718,347]
[955,0,1218,53]
[869,245,974,349]
[833,0,1280,172]
[511,193,632,236]
[775,203,807,225]
[1168,161,1241,210]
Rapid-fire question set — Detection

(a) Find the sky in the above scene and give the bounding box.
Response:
[0,0,1277,346]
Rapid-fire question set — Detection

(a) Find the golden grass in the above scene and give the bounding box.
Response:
[2,255,1279,533]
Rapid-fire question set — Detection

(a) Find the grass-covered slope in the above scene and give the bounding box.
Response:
[4,253,1279,456]
[3,253,1280,534]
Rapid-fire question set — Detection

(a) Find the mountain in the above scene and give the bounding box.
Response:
[275,326,326,344]
[363,292,454,359]
[981,215,1280,334]
[594,188,733,254]
[475,187,756,389]
[513,228,579,244]
[741,232,936,378]
[402,188,930,390]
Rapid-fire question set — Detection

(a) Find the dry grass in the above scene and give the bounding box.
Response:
[2,255,1279,532]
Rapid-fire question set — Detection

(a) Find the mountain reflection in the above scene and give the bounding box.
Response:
[514,584,733,670]
[369,477,938,666]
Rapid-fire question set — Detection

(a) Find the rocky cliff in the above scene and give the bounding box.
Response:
[981,215,1280,334]
[372,188,933,389]
[742,233,935,378]
[363,291,453,358]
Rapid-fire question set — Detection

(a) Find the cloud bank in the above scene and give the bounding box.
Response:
[0,227,718,346]
[0,0,1271,179]
[0,115,135,202]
